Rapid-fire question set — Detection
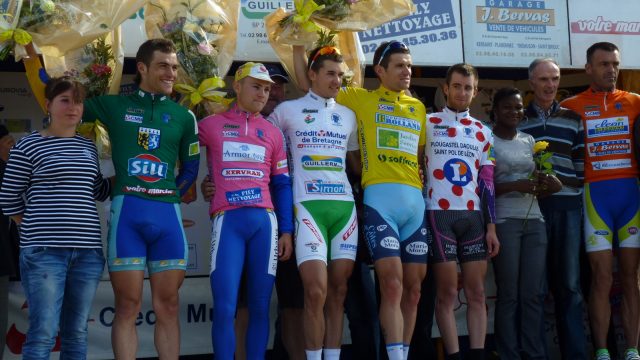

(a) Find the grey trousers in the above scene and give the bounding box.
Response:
[493,218,548,360]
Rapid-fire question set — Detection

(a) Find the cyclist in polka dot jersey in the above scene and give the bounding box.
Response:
[424,63,499,360]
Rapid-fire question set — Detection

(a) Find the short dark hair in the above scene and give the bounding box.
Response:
[307,46,343,72]
[586,42,619,64]
[445,63,478,85]
[134,39,177,85]
[490,87,521,123]
[44,77,86,104]
[373,41,410,69]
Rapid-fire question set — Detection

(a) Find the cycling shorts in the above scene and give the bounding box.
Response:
[428,210,486,263]
[294,200,358,266]
[584,178,640,252]
[363,183,428,263]
[107,195,188,273]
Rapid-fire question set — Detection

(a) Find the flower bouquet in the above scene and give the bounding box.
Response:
[8,0,145,58]
[0,0,30,60]
[145,0,238,118]
[522,140,554,230]
[265,10,365,89]
[270,0,415,45]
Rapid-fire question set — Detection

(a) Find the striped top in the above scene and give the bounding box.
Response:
[0,132,111,248]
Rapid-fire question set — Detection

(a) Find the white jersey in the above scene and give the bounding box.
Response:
[424,107,495,211]
[268,90,359,203]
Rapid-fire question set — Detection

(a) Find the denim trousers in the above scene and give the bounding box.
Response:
[19,247,104,360]
[541,206,587,359]
[493,218,548,360]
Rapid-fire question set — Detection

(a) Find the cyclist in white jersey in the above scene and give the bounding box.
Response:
[268,47,360,360]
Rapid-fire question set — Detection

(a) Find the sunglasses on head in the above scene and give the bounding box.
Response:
[308,46,341,69]
[376,41,409,66]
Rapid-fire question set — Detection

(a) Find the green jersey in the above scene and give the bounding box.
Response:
[83,89,200,203]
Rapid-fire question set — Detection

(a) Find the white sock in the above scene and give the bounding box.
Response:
[386,343,404,360]
[403,344,410,360]
[305,349,322,360]
[324,348,341,360]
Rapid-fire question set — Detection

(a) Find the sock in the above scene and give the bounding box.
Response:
[305,349,322,360]
[386,343,404,360]
[447,352,461,360]
[468,348,485,359]
[324,348,341,360]
[625,348,640,359]
[596,348,610,359]
[403,344,409,360]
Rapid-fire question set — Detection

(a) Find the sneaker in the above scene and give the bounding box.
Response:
[595,349,610,360]
[625,348,640,360]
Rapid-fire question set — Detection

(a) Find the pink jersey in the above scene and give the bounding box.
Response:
[199,106,289,215]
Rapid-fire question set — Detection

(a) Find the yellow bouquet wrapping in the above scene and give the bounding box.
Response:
[273,0,415,45]
[145,0,238,118]
[265,8,365,88]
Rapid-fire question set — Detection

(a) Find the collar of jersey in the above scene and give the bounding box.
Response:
[375,85,405,102]
[307,90,336,108]
[443,106,470,119]
[230,103,262,121]
[136,89,168,102]
[588,86,621,97]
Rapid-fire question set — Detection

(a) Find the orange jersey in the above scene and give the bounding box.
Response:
[561,88,640,183]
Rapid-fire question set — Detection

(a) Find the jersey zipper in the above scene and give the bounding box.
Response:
[245,112,249,136]
[603,92,608,112]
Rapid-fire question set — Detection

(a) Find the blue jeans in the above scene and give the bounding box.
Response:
[20,247,104,360]
[541,206,587,359]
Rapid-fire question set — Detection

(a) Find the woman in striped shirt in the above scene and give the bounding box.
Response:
[0,77,111,359]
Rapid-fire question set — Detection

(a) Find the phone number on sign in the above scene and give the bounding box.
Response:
[361,30,458,54]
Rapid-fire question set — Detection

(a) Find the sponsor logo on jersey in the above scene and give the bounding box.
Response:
[376,128,419,154]
[331,113,342,126]
[188,142,200,156]
[380,236,400,250]
[588,139,631,156]
[221,168,264,178]
[421,228,427,235]
[304,114,315,124]
[303,218,323,242]
[226,187,262,205]
[295,129,348,148]
[223,123,240,129]
[137,127,161,150]
[162,113,171,123]
[406,241,428,256]
[377,225,388,232]
[126,107,145,115]
[339,243,357,252]
[125,114,143,123]
[594,230,609,236]
[128,154,168,182]
[256,129,265,140]
[462,127,475,139]
[343,217,357,241]
[377,154,418,168]
[276,159,288,169]
[629,227,639,235]
[592,159,632,170]
[615,102,623,111]
[122,185,175,196]
[222,141,266,162]
[223,130,239,138]
[305,180,346,195]
[378,104,395,112]
[443,158,473,186]
[585,110,601,117]
[586,116,629,138]
[301,155,343,171]
[375,113,420,131]
[302,108,319,114]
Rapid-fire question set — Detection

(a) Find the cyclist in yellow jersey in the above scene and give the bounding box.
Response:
[294,41,428,360]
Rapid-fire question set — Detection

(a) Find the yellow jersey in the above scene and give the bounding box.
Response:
[337,85,426,189]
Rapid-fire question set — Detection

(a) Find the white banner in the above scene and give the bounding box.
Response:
[235,0,294,62]
[3,278,214,358]
[568,0,640,69]
[461,0,570,68]
[358,0,463,66]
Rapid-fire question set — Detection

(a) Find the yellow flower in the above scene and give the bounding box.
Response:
[533,141,549,154]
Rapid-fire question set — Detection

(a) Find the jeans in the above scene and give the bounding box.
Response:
[541,206,587,359]
[20,247,104,360]
[493,219,548,360]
